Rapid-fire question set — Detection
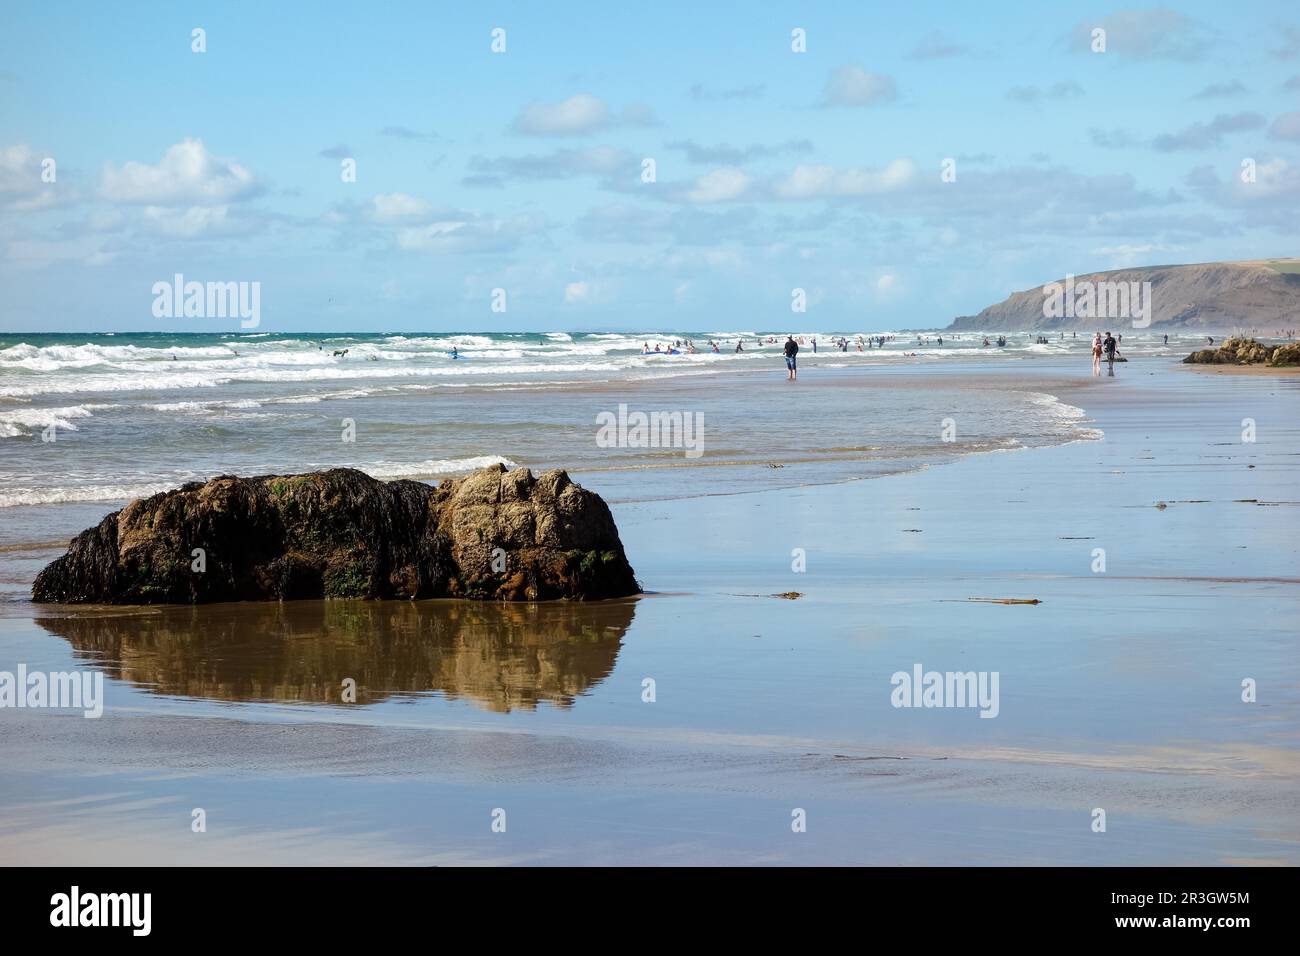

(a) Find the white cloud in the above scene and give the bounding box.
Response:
[511,95,654,136]
[564,280,591,303]
[0,144,41,194]
[516,94,608,135]
[395,221,468,250]
[772,160,915,199]
[392,213,548,254]
[822,66,898,107]
[369,192,434,223]
[141,205,231,237]
[686,167,752,203]
[0,144,71,210]
[100,138,259,205]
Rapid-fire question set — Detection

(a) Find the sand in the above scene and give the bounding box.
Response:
[1,358,1297,865]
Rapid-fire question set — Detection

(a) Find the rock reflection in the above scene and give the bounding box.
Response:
[36,598,636,712]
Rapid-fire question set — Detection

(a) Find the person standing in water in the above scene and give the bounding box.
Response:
[784,335,799,381]
[1091,332,1102,376]
[1103,331,1117,375]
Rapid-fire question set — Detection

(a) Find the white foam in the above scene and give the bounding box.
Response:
[362,455,520,478]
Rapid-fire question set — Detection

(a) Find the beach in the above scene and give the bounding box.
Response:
[1,343,1297,865]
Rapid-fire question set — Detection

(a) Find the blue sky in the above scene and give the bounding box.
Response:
[2,1,1298,332]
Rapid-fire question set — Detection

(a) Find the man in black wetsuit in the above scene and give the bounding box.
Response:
[784,335,799,381]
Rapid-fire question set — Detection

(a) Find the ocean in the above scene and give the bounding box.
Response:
[0,327,1199,603]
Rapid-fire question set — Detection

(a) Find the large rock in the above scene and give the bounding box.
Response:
[1268,341,1300,367]
[1182,337,1299,366]
[32,465,640,604]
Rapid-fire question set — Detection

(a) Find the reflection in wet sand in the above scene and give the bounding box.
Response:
[35,599,637,711]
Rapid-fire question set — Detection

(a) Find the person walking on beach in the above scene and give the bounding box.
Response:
[783,335,799,381]
[1091,332,1102,376]
[1103,331,1117,375]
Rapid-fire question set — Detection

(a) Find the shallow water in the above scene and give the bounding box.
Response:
[0,330,1141,569]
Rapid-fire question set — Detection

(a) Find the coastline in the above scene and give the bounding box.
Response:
[1,356,1297,864]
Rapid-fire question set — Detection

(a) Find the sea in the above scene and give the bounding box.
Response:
[0,327,1200,600]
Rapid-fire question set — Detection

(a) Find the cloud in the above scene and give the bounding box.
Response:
[1007,81,1084,103]
[511,94,655,136]
[99,139,260,205]
[771,160,915,199]
[394,212,549,254]
[1191,80,1246,99]
[463,146,636,187]
[685,167,753,203]
[1068,8,1211,60]
[665,139,813,165]
[908,32,968,59]
[1151,112,1265,151]
[1184,159,1300,232]
[138,204,270,239]
[0,144,68,210]
[368,192,434,223]
[1270,111,1300,141]
[564,280,603,304]
[327,195,550,254]
[821,66,898,108]
[318,144,352,159]
[688,83,764,101]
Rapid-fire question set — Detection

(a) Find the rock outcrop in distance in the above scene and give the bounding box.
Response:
[1182,337,1300,367]
[948,259,1300,332]
[32,465,640,604]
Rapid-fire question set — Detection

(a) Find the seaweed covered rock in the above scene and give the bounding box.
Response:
[32,465,639,604]
[1182,337,1299,366]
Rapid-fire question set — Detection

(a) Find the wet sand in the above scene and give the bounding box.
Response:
[1,358,1297,864]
